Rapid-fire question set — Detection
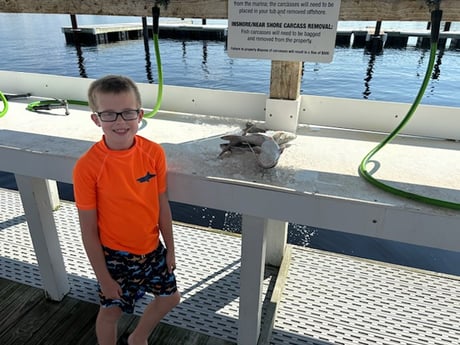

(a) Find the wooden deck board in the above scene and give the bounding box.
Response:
[0,279,95,345]
[0,278,236,345]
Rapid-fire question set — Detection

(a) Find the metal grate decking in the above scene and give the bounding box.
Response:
[2,187,460,344]
[271,247,460,345]
[0,188,276,343]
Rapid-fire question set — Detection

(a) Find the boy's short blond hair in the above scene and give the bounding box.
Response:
[88,75,142,112]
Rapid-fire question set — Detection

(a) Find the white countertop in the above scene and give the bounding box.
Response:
[2,98,460,217]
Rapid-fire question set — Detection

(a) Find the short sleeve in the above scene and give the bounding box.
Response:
[73,154,98,210]
[155,144,168,194]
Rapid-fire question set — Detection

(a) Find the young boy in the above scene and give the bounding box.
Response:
[73,75,180,345]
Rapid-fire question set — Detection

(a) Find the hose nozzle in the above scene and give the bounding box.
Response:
[426,0,441,11]
[155,0,170,10]
[430,9,443,44]
[152,6,160,35]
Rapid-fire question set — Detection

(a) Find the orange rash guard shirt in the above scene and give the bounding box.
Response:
[73,135,167,255]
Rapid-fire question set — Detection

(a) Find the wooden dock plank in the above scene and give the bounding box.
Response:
[0,278,236,345]
[0,279,98,344]
[0,282,43,338]
[26,298,97,345]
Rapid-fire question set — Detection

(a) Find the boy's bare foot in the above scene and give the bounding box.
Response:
[127,333,148,345]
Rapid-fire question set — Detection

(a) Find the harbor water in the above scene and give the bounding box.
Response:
[1,13,460,275]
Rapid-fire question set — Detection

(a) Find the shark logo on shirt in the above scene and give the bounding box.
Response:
[137,171,156,183]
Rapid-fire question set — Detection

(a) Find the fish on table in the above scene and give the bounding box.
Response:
[218,122,296,169]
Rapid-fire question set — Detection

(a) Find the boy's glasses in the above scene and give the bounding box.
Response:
[96,109,140,122]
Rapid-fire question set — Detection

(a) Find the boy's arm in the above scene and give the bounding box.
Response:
[78,208,122,299]
[158,192,176,273]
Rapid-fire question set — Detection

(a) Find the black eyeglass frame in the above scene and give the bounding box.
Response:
[95,109,141,122]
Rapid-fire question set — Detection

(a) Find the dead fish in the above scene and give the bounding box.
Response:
[220,133,269,148]
[241,122,297,145]
[271,131,297,145]
[219,133,281,168]
[257,138,282,169]
[219,133,275,159]
[219,129,295,169]
[242,122,267,135]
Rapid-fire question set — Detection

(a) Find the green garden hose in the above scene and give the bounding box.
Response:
[143,31,163,118]
[0,91,8,118]
[25,6,164,118]
[27,99,88,113]
[144,5,163,118]
[359,10,460,210]
[25,25,163,118]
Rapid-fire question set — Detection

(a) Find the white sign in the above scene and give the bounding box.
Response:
[227,0,341,62]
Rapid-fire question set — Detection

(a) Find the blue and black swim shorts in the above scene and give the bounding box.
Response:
[100,242,177,313]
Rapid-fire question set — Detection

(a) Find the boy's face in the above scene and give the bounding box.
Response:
[91,91,143,150]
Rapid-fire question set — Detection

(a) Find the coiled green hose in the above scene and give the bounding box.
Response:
[0,91,8,118]
[359,39,460,210]
[26,99,88,112]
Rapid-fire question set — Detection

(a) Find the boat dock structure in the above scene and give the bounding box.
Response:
[62,21,228,44]
[1,0,460,344]
[1,71,460,344]
[62,21,460,49]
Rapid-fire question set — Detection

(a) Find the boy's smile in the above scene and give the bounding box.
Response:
[91,91,144,150]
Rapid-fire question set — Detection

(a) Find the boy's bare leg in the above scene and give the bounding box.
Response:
[96,306,123,345]
[128,291,181,345]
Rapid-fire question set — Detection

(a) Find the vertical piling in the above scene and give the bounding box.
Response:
[365,21,385,53]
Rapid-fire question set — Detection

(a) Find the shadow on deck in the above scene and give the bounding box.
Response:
[0,278,235,344]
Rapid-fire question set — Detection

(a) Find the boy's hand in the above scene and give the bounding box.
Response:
[166,250,176,274]
[100,278,123,299]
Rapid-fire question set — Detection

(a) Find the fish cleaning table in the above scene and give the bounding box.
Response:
[1,77,460,344]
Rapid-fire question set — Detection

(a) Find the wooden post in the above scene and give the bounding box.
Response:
[70,13,78,30]
[366,20,385,53]
[374,20,382,35]
[269,61,302,100]
[264,60,302,270]
[438,21,451,49]
[266,61,302,131]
